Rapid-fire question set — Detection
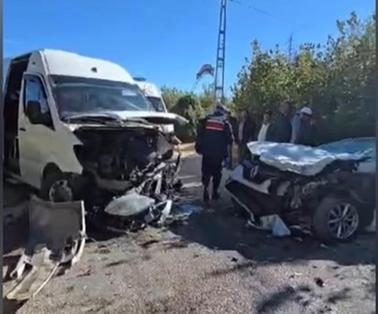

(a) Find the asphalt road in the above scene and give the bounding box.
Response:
[3,153,376,314]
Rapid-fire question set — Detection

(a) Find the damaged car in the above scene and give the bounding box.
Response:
[3,49,187,233]
[226,141,375,242]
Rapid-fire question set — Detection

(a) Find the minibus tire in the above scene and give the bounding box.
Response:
[40,171,75,203]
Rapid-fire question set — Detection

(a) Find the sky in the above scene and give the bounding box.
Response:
[4,0,375,96]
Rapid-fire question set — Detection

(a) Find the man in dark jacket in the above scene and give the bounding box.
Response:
[236,109,256,162]
[266,101,292,143]
[195,104,233,202]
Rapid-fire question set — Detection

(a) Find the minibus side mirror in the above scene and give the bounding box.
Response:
[26,100,43,124]
[26,100,53,127]
[26,100,53,128]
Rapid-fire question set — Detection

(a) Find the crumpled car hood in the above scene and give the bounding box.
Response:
[246,141,368,176]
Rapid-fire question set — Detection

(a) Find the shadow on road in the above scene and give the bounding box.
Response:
[169,187,375,267]
[172,155,376,267]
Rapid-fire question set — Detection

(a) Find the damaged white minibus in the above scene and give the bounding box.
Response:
[3,50,185,230]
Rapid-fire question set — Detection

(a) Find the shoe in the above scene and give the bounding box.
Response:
[203,189,210,202]
[212,190,220,200]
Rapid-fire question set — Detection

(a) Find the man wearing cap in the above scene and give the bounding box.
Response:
[195,104,233,202]
[295,107,317,146]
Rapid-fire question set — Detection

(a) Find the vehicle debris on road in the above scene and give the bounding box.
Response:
[5,196,86,301]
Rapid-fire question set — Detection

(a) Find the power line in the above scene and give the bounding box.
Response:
[229,0,313,32]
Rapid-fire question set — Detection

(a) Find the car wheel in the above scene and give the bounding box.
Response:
[312,195,360,243]
[40,172,76,202]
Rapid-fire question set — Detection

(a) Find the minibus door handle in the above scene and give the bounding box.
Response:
[19,127,26,132]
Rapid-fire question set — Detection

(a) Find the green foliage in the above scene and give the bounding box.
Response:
[161,84,228,142]
[232,12,376,143]
[171,95,201,142]
[161,86,186,110]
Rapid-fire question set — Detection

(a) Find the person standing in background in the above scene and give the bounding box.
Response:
[257,109,273,142]
[266,101,292,143]
[290,108,302,143]
[227,111,238,141]
[295,107,317,146]
[236,109,256,162]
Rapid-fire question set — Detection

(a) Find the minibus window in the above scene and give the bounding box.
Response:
[24,76,53,127]
[147,96,166,112]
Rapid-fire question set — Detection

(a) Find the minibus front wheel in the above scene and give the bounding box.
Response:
[40,167,83,203]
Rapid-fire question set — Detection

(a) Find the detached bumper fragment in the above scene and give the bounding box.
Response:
[6,196,86,301]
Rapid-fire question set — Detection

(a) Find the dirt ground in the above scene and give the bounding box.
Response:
[3,154,376,314]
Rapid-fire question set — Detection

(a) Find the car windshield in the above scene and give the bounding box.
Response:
[320,138,376,159]
[50,75,156,119]
[147,96,166,112]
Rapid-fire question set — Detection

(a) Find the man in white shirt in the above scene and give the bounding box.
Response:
[257,110,273,142]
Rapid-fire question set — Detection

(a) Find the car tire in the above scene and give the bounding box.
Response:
[312,195,361,243]
[40,171,76,202]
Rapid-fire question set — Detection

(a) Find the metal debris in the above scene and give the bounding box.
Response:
[6,196,86,301]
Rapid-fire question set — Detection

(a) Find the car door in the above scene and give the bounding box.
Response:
[18,74,56,188]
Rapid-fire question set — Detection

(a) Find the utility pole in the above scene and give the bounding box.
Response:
[214,0,227,103]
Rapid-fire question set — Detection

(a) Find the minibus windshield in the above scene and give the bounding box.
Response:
[50,75,156,118]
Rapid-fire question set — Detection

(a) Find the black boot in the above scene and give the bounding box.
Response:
[212,174,221,200]
[203,188,210,202]
[212,190,220,200]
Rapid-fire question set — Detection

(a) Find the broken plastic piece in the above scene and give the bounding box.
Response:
[6,248,59,301]
[272,216,291,237]
[157,200,173,224]
[6,196,86,301]
[104,191,155,217]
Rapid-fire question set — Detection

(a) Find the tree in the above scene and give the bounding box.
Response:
[161,86,186,110]
[232,12,375,143]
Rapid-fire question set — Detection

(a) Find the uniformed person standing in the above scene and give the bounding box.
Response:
[195,104,233,202]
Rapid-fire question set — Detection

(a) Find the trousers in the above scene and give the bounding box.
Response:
[201,155,223,191]
[238,143,249,163]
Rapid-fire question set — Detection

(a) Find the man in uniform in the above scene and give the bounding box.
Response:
[195,103,233,202]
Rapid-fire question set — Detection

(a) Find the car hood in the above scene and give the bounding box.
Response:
[246,141,369,176]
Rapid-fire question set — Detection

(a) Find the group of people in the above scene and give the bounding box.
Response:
[195,101,317,202]
[232,101,317,161]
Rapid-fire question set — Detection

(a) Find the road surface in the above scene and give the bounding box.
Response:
[3,153,376,314]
